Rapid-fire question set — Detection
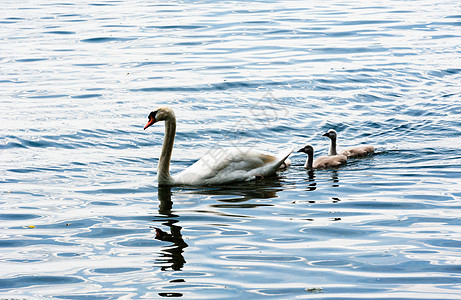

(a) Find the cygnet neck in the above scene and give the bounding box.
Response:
[329,135,338,156]
[304,149,314,169]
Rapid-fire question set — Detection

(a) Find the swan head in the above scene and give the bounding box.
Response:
[322,129,337,140]
[297,145,314,155]
[144,107,176,130]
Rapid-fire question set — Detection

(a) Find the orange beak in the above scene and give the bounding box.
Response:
[144,117,156,130]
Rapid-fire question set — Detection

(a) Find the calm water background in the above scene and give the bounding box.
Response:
[1,0,461,298]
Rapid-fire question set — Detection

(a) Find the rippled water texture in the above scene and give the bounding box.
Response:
[1,0,461,298]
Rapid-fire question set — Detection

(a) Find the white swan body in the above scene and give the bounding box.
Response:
[323,129,374,158]
[144,107,293,186]
[298,145,347,169]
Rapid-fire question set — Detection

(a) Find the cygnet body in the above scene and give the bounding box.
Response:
[323,129,374,158]
[298,145,347,169]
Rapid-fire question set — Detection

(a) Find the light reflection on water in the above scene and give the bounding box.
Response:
[1,0,461,298]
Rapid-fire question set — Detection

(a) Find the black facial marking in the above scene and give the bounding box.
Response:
[148,110,158,120]
[298,145,313,154]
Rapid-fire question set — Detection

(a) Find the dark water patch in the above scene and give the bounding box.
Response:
[41,2,76,6]
[430,68,461,77]
[80,37,135,43]
[0,275,83,289]
[0,141,27,150]
[58,13,81,17]
[426,238,461,248]
[57,252,81,257]
[0,213,40,220]
[431,34,460,39]
[430,21,461,27]
[71,93,102,99]
[27,94,69,99]
[15,58,48,62]
[73,63,107,67]
[45,30,75,35]
[174,41,203,46]
[8,259,42,263]
[0,79,27,83]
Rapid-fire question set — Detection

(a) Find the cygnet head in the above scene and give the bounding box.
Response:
[144,107,175,130]
[322,129,337,140]
[297,145,314,155]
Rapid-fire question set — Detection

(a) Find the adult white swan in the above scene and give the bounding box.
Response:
[323,129,374,158]
[144,107,293,186]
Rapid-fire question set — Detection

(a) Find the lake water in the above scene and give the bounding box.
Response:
[1,0,461,298]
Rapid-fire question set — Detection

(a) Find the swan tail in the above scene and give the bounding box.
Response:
[274,147,294,170]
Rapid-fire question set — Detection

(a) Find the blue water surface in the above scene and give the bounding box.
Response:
[1,0,460,298]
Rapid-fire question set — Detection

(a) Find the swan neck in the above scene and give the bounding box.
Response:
[158,116,176,185]
[329,136,338,156]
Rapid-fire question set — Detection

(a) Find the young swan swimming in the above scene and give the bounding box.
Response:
[323,129,374,158]
[298,145,347,169]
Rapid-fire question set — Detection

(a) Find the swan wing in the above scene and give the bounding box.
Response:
[172,147,293,185]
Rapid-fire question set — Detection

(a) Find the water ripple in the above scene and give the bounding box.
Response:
[1,0,460,298]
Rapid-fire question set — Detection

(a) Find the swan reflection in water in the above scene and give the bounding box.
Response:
[153,187,188,271]
[302,169,341,191]
[152,179,284,271]
[330,170,339,187]
[305,170,317,191]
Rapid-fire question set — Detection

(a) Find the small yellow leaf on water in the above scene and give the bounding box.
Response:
[28,225,36,229]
